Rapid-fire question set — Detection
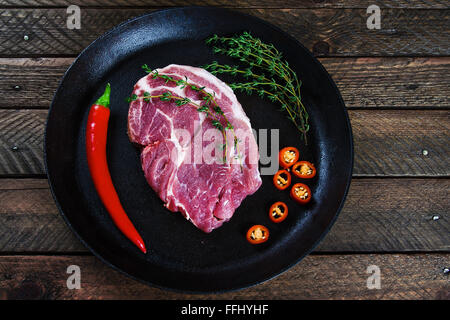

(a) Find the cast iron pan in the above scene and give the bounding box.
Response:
[45,7,353,293]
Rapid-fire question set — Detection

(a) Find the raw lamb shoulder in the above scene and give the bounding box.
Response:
[128,64,261,232]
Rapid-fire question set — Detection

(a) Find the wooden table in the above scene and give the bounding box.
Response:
[0,1,448,300]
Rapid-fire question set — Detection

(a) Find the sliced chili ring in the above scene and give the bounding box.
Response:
[273,169,291,190]
[292,161,316,179]
[290,183,312,204]
[269,201,288,223]
[279,147,299,168]
[246,225,270,244]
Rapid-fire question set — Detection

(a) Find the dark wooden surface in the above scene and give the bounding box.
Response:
[0,8,449,56]
[0,254,448,300]
[2,57,449,109]
[0,0,449,9]
[0,178,448,253]
[0,0,449,300]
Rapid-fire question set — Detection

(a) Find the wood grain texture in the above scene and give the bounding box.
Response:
[322,57,450,108]
[0,58,70,108]
[0,254,448,299]
[1,109,448,176]
[317,179,450,252]
[0,110,46,175]
[0,179,85,252]
[0,8,448,57]
[2,57,449,109]
[0,0,448,9]
[351,110,450,177]
[0,178,448,252]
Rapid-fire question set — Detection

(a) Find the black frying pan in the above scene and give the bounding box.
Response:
[45,7,353,293]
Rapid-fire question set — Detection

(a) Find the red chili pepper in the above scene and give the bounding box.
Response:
[269,201,288,223]
[279,147,299,168]
[292,161,316,179]
[246,225,269,244]
[290,183,312,205]
[273,169,291,190]
[86,84,147,254]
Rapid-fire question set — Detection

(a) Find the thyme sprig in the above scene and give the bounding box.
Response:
[126,65,243,165]
[204,32,309,144]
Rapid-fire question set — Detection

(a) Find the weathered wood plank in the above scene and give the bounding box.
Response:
[322,57,450,108]
[1,109,448,176]
[0,110,46,175]
[0,178,448,252]
[2,57,449,109]
[0,8,448,56]
[0,0,448,9]
[317,179,450,252]
[351,111,450,177]
[0,179,85,252]
[0,177,47,189]
[0,58,70,108]
[0,254,448,299]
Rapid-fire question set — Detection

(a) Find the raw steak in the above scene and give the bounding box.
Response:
[128,64,261,232]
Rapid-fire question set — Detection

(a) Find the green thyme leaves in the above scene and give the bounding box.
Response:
[205,32,309,144]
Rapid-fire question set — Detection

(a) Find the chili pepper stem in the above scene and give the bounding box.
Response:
[95,83,111,108]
